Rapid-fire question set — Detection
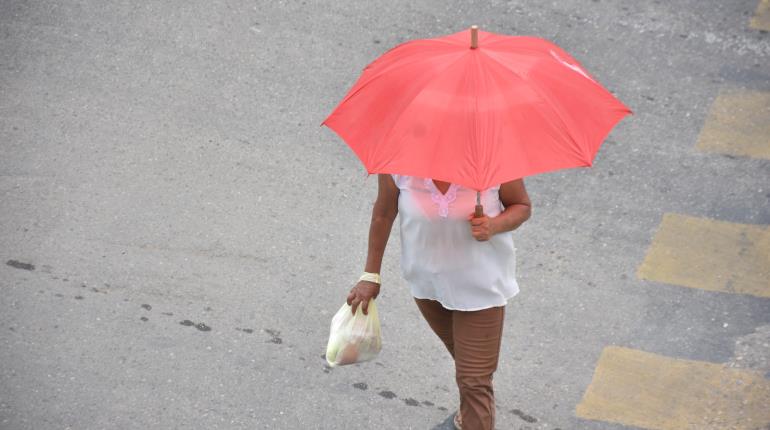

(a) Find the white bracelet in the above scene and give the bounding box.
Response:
[359,272,381,284]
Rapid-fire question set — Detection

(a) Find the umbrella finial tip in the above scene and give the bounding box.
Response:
[470,26,479,49]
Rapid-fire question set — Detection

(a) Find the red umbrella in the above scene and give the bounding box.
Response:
[321,26,632,216]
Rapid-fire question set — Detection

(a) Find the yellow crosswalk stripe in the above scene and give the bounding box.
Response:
[695,88,770,160]
[749,0,770,31]
[576,346,770,430]
[637,213,770,298]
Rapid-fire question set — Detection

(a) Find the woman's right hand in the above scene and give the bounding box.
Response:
[347,281,380,315]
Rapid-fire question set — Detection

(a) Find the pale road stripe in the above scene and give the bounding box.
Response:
[749,0,770,31]
[575,346,770,430]
[637,213,770,298]
[695,87,770,160]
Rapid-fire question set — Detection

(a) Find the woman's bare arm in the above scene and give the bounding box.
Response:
[347,174,399,315]
[492,178,531,234]
[363,174,399,273]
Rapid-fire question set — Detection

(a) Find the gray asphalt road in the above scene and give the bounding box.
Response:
[1,1,769,429]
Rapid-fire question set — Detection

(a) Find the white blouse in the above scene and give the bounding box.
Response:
[391,174,520,311]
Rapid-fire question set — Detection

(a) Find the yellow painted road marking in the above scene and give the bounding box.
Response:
[576,346,770,430]
[749,0,770,31]
[695,88,770,160]
[637,213,770,298]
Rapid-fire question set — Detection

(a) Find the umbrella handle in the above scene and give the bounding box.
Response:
[474,190,484,217]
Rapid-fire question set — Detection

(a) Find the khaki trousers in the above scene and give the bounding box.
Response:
[414,297,506,430]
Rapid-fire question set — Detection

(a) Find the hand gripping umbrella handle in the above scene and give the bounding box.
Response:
[475,191,484,218]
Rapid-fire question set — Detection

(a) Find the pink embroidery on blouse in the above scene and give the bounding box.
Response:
[424,178,458,218]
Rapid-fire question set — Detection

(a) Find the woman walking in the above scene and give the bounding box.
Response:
[347,173,531,430]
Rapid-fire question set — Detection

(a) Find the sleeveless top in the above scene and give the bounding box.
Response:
[391,174,520,311]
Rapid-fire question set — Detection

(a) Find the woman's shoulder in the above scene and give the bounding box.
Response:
[390,173,414,189]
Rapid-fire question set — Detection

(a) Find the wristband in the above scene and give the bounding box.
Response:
[359,272,381,284]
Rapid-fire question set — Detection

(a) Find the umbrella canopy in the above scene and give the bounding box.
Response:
[321,27,633,192]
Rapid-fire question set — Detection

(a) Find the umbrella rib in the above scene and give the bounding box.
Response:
[373,51,472,171]
[480,50,588,164]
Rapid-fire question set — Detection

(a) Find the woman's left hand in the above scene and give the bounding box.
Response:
[468,213,495,241]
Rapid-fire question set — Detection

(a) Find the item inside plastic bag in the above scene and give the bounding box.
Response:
[325,298,382,367]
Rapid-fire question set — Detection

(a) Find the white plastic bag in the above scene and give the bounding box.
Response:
[325,298,382,367]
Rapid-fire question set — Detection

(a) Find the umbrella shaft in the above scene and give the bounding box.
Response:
[475,191,484,218]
